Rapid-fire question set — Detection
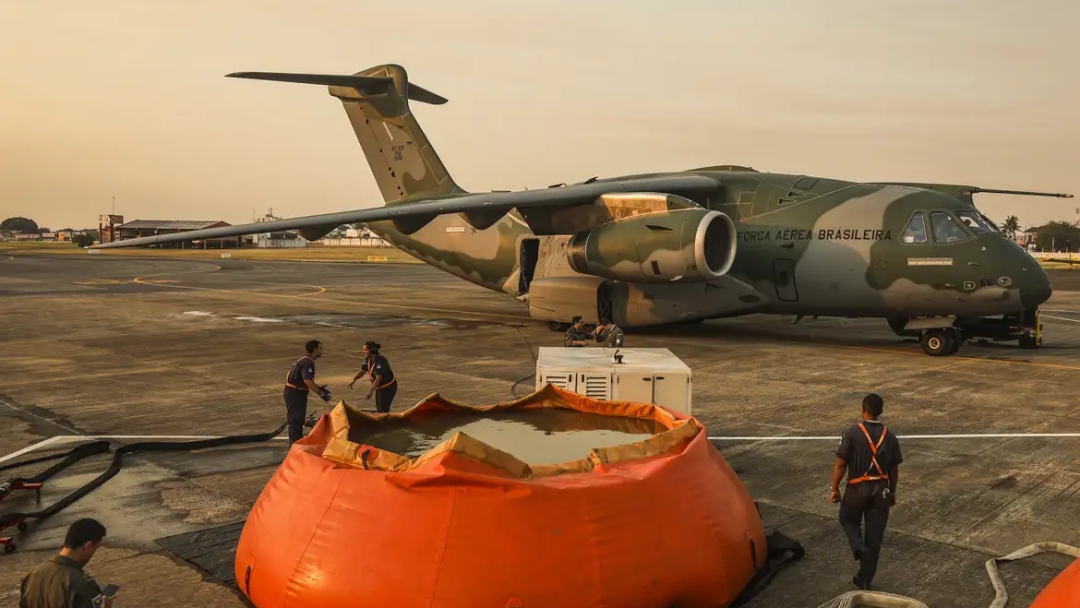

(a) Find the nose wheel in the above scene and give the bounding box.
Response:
[1019,333,1042,349]
[921,328,962,356]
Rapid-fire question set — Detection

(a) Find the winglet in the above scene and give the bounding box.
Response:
[225,71,448,105]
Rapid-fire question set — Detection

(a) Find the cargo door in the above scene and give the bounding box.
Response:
[578,372,612,400]
[518,237,540,294]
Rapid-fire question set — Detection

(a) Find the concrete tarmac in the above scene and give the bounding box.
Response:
[2,253,1079,607]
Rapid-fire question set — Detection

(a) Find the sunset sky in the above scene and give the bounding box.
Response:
[2,0,1077,232]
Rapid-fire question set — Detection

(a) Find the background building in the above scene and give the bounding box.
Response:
[116,219,239,248]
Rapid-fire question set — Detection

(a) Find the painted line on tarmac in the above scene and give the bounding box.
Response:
[0,436,66,465]
[0,434,290,466]
[6,431,1080,466]
[707,433,1080,441]
[1042,314,1080,324]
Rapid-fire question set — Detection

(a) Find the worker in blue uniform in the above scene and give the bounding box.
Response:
[283,340,330,444]
[349,341,397,413]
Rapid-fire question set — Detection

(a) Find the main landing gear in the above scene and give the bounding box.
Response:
[888,308,1044,357]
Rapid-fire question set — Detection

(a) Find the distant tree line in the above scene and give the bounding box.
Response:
[1024,220,1080,252]
[1,217,41,233]
[2,216,97,247]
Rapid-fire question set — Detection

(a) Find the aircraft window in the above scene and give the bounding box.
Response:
[794,177,819,190]
[901,212,928,244]
[956,211,996,235]
[930,211,969,243]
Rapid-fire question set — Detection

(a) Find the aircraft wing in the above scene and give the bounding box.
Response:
[91,174,721,249]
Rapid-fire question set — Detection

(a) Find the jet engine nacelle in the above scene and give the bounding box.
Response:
[566,207,737,283]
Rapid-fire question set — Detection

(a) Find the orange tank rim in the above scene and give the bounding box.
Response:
[297,384,705,480]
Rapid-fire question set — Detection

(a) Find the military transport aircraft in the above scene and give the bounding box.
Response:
[93,64,1074,357]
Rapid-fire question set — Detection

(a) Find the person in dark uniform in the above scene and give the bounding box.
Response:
[283,340,330,444]
[349,341,397,413]
[564,316,592,347]
[20,518,115,608]
[830,392,903,591]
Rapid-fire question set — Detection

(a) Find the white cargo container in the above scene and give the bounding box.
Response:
[535,347,692,416]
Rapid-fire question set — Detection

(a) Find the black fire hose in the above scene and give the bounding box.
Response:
[0,441,112,502]
[0,421,287,531]
[0,441,111,474]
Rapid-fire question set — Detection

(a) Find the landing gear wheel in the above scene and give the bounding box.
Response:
[16,521,28,532]
[3,543,15,554]
[920,328,955,357]
[1019,333,1041,349]
[547,321,570,332]
[948,331,963,355]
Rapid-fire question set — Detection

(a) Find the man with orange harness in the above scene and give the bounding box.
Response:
[829,393,903,591]
[348,341,397,413]
[283,340,330,444]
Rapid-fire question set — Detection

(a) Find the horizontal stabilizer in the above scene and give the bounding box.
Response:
[225,72,448,105]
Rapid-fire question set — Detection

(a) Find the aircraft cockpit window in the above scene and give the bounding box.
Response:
[901,212,928,244]
[930,211,970,244]
[956,211,996,235]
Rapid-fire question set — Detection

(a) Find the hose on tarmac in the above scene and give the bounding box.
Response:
[0,422,287,531]
[985,541,1080,608]
[812,541,1080,608]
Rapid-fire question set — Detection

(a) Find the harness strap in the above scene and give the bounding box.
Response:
[284,356,313,391]
[367,355,395,390]
[847,423,889,485]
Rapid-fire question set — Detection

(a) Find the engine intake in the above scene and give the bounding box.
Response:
[567,208,737,283]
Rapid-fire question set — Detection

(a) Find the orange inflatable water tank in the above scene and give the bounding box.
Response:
[1030,557,1080,608]
[235,385,767,608]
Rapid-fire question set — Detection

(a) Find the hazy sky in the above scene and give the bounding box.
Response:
[2,0,1078,231]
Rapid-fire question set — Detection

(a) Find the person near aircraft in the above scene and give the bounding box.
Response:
[594,317,625,348]
[283,340,330,444]
[20,518,115,607]
[829,393,903,591]
[349,341,397,413]
[564,316,592,347]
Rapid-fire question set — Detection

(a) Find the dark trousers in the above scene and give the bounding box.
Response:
[374,383,397,414]
[839,480,891,586]
[283,387,309,444]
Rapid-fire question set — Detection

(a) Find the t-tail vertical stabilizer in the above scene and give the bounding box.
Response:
[226,64,464,203]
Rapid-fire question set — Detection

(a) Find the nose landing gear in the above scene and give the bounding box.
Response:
[920,327,963,356]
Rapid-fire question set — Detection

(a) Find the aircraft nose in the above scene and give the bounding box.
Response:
[1020,266,1053,309]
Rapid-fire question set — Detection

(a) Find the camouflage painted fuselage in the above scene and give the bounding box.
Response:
[365,167,1050,325]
